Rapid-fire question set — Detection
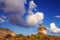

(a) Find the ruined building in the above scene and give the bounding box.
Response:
[38,24,47,35]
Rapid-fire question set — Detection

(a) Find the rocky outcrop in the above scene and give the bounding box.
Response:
[0,28,16,38]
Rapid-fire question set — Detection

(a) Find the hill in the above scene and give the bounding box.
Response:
[0,25,60,40]
[0,28,16,38]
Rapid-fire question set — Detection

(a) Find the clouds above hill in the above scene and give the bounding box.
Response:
[50,23,60,33]
[0,0,44,27]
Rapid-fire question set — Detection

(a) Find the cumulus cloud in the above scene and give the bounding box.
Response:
[26,1,44,26]
[27,12,44,25]
[54,15,60,18]
[28,1,37,15]
[0,0,44,27]
[50,23,60,33]
[29,1,36,10]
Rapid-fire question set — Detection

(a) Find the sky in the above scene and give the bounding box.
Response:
[0,0,60,36]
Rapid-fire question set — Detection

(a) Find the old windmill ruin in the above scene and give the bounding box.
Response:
[38,24,47,35]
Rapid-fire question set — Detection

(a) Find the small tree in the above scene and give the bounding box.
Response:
[16,34,23,38]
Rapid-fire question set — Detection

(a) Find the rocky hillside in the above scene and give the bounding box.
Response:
[0,25,60,40]
[0,28,16,38]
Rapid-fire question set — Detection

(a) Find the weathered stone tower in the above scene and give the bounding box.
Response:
[38,24,47,35]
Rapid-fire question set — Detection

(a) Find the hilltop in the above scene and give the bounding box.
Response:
[0,28,16,38]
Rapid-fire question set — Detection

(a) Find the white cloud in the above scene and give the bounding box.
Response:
[54,15,60,18]
[28,1,37,15]
[50,23,60,33]
[26,1,44,26]
[27,12,44,26]
[29,1,36,10]
[0,0,44,27]
[0,17,5,22]
[28,10,34,15]
[0,15,8,23]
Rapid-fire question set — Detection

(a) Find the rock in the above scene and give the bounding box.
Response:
[0,28,16,38]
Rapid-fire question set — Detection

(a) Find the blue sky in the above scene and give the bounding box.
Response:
[0,0,60,36]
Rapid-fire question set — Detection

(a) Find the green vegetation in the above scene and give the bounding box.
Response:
[16,34,23,38]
